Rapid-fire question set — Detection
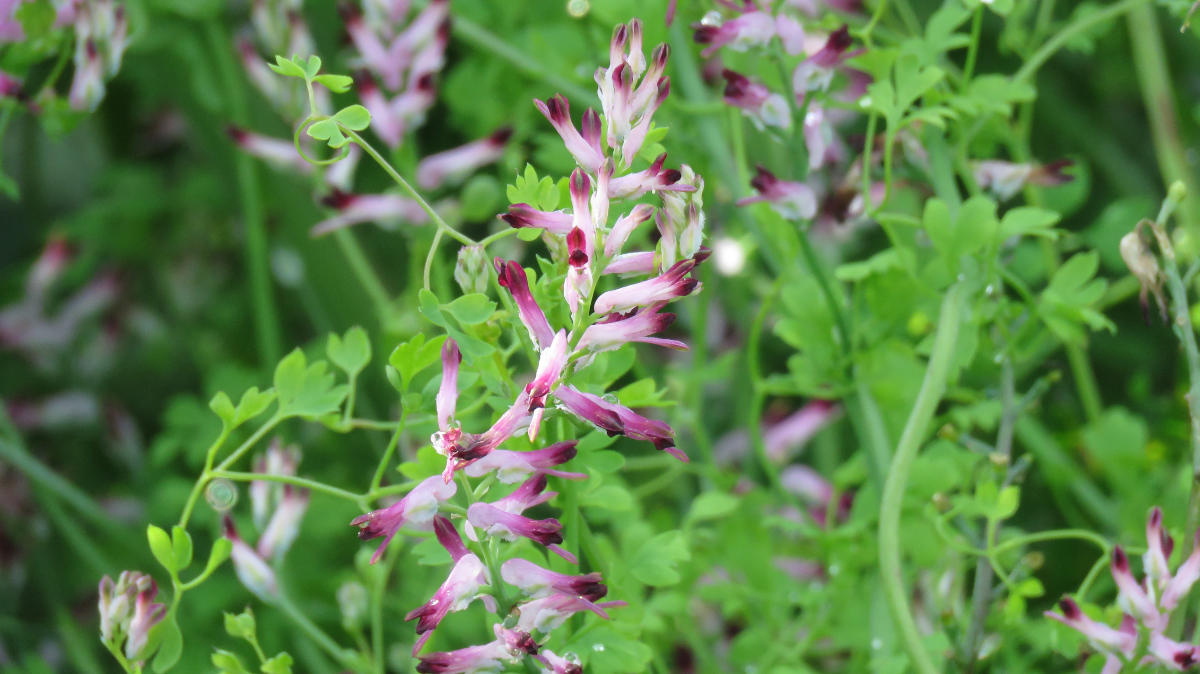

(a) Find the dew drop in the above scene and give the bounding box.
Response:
[592,644,605,652]
[700,10,722,26]
[566,0,589,17]
[206,478,238,511]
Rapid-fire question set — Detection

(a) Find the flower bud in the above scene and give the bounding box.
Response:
[1120,229,1167,323]
[455,245,490,295]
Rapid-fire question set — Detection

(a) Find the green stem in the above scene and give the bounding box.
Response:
[276,594,356,670]
[961,8,984,88]
[1127,4,1200,236]
[424,228,445,291]
[333,229,393,320]
[878,282,967,674]
[1014,0,1150,83]
[344,129,473,245]
[212,470,364,504]
[206,20,282,368]
[369,420,406,495]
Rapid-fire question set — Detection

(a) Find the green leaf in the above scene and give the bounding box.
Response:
[616,377,670,407]
[268,55,306,78]
[171,526,193,571]
[151,613,183,672]
[998,207,1060,241]
[273,349,349,419]
[686,492,740,525]
[629,530,690,586]
[327,326,371,377]
[581,448,624,473]
[234,387,276,427]
[442,293,497,325]
[333,104,371,131]
[307,119,349,149]
[580,484,634,511]
[15,0,56,38]
[418,288,446,326]
[388,333,447,392]
[517,228,542,242]
[399,445,446,481]
[212,649,250,674]
[201,538,233,580]
[224,609,256,640]
[304,55,322,79]
[261,653,294,674]
[313,74,353,93]
[506,163,560,211]
[147,524,175,572]
[1037,251,1115,344]
[209,392,236,428]
[994,486,1020,520]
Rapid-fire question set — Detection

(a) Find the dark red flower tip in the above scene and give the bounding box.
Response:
[612,23,628,48]
[546,94,570,123]
[1166,533,1176,559]
[1112,546,1130,573]
[660,169,682,186]
[1175,649,1198,668]
[512,631,540,655]
[414,73,436,93]
[354,69,378,94]
[652,44,670,68]
[828,25,853,52]
[436,19,451,42]
[1057,597,1081,620]
[321,188,356,210]
[526,518,564,545]
[567,227,588,267]
[693,25,719,44]
[656,78,671,103]
[336,1,361,23]
[225,125,248,143]
[488,126,514,145]
[722,69,751,95]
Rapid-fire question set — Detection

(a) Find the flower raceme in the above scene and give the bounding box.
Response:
[1047,507,1200,671]
[340,17,709,668]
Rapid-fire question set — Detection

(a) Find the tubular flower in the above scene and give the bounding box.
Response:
[554,385,686,462]
[312,188,429,236]
[98,571,165,662]
[534,95,605,172]
[1048,507,1200,671]
[350,475,457,563]
[792,25,857,98]
[223,516,279,600]
[515,594,628,634]
[417,127,512,190]
[501,558,607,601]
[406,552,495,654]
[593,255,704,314]
[500,204,574,235]
[693,11,776,57]
[972,159,1073,201]
[721,69,791,130]
[577,303,687,352]
[737,165,818,220]
[595,21,672,165]
[463,442,587,483]
[494,258,555,349]
[536,650,583,674]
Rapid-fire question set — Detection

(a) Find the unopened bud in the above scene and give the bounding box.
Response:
[224,517,278,601]
[1169,180,1188,207]
[454,245,489,295]
[932,492,951,512]
[1120,230,1167,322]
[988,452,1009,468]
[1023,551,1045,571]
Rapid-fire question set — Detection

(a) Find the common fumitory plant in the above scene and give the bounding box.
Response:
[94,12,708,673]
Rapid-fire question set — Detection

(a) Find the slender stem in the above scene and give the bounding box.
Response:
[276,594,356,669]
[333,229,393,319]
[424,228,445,291]
[179,416,280,529]
[963,357,1014,671]
[206,20,282,368]
[1127,4,1200,236]
[213,416,284,474]
[878,282,967,674]
[861,0,891,46]
[478,227,521,248]
[451,16,594,103]
[1014,0,1150,83]
[213,470,364,503]
[369,420,406,495]
[961,8,984,88]
[344,129,473,245]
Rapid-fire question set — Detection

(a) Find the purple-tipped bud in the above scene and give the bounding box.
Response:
[224,517,279,600]
[534,94,605,172]
[500,204,574,234]
[737,165,817,220]
[350,476,457,563]
[495,258,555,349]
[501,558,607,601]
[577,303,685,352]
[436,339,461,433]
[463,441,586,483]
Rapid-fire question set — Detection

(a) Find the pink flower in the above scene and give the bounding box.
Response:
[605,204,656,257]
[525,330,569,411]
[973,159,1073,201]
[467,476,576,562]
[417,127,512,190]
[692,11,775,57]
[577,303,687,352]
[462,441,586,483]
[406,552,495,654]
[1044,597,1135,656]
[603,252,657,276]
[500,204,574,235]
[416,640,516,674]
[721,69,790,130]
[437,339,461,433]
[596,21,671,163]
[1112,545,1165,631]
[515,593,626,633]
[257,484,309,561]
[224,516,279,599]
[355,70,406,147]
[227,126,311,175]
[68,39,105,112]
[536,650,583,674]
[312,188,429,236]
[123,577,167,661]
[792,26,856,97]
[534,94,604,172]
[495,258,555,349]
[592,255,704,314]
[737,165,817,220]
[435,393,534,479]
[608,153,692,199]
[99,570,165,660]
[350,475,457,563]
[553,385,686,462]
[501,558,607,601]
